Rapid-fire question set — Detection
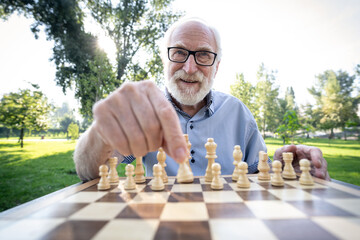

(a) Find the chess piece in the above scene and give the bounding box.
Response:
[134,157,146,183]
[124,164,136,190]
[157,147,168,183]
[258,151,270,180]
[232,145,242,182]
[205,138,217,182]
[237,162,250,188]
[177,160,194,183]
[151,164,165,191]
[184,134,193,174]
[271,160,284,186]
[98,164,110,190]
[107,157,119,183]
[211,163,224,190]
[299,159,314,185]
[282,152,296,179]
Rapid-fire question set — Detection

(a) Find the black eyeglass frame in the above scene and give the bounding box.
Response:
[167,47,217,66]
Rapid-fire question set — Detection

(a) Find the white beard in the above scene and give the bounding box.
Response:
[166,69,215,106]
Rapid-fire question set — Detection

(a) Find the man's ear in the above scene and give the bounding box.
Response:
[214,60,221,77]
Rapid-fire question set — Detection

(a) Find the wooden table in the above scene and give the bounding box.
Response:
[0,175,360,239]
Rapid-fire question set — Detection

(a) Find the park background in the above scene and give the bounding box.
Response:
[0,0,359,211]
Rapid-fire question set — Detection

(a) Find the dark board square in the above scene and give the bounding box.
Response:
[155,221,211,240]
[304,188,359,199]
[83,184,118,191]
[142,185,173,192]
[263,219,338,240]
[96,192,126,202]
[42,220,108,240]
[237,190,280,201]
[201,183,233,191]
[257,181,294,189]
[206,203,255,218]
[168,192,204,202]
[116,203,165,219]
[288,200,356,217]
[27,203,88,218]
[174,178,200,184]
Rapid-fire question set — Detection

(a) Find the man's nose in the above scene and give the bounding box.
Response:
[182,55,198,75]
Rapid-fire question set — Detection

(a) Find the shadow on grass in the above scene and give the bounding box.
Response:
[0,150,80,212]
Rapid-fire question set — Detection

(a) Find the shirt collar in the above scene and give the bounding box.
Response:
[165,88,214,118]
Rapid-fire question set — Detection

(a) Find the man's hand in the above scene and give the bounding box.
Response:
[92,80,188,162]
[274,145,330,181]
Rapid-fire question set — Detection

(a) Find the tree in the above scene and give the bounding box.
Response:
[309,70,358,140]
[67,122,79,140]
[230,73,255,113]
[87,0,182,84]
[0,88,52,147]
[60,115,77,139]
[276,110,301,144]
[254,63,280,138]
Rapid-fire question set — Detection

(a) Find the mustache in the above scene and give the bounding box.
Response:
[172,70,205,83]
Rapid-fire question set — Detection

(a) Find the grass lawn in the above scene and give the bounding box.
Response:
[0,138,359,212]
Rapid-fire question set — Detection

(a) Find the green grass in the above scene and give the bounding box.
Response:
[265,138,360,186]
[0,138,359,212]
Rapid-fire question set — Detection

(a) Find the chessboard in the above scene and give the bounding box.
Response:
[0,175,359,240]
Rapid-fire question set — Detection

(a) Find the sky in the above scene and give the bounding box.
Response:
[0,0,359,116]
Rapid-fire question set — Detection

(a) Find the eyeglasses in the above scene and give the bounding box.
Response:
[168,47,217,66]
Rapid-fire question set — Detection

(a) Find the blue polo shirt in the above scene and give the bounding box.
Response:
[122,90,268,176]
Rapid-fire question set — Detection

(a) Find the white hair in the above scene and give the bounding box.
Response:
[160,16,222,63]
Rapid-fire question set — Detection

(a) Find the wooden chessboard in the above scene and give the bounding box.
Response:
[0,175,360,239]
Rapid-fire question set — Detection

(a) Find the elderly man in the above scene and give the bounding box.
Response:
[74,17,330,182]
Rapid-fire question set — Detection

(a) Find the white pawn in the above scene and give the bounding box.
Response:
[271,160,284,186]
[282,152,296,179]
[299,159,314,185]
[108,157,119,183]
[124,164,136,190]
[151,164,165,191]
[232,145,242,182]
[211,163,223,190]
[98,164,110,190]
[237,162,250,188]
[176,160,194,183]
[258,151,270,181]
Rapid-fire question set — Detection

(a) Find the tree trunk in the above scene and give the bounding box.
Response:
[20,127,24,148]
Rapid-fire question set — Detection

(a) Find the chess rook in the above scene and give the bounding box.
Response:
[205,138,218,182]
[232,145,242,182]
[271,160,284,186]
[98,164,110,190]
[282,152,296,180]
[107,157,119,183]
[258,151,270,180]
[134,157,146,183]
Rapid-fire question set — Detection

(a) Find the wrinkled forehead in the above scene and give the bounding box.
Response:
[169,21,217,52]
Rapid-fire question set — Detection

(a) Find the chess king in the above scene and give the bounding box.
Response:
[74,17,330,182]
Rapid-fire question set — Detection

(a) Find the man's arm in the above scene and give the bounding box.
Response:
[274,145,330,181]
[73,125,114,181]
[73,80,188,181]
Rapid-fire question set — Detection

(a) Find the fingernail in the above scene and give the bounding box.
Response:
[174,147,187,162]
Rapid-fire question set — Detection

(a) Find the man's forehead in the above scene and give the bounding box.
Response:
[169,21,217,51]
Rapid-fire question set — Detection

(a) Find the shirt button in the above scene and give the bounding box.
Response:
[191,158,195,163]
[191,150,195,155]
[190,125,194,129]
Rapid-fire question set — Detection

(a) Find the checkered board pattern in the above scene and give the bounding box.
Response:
[1,175,360,240]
